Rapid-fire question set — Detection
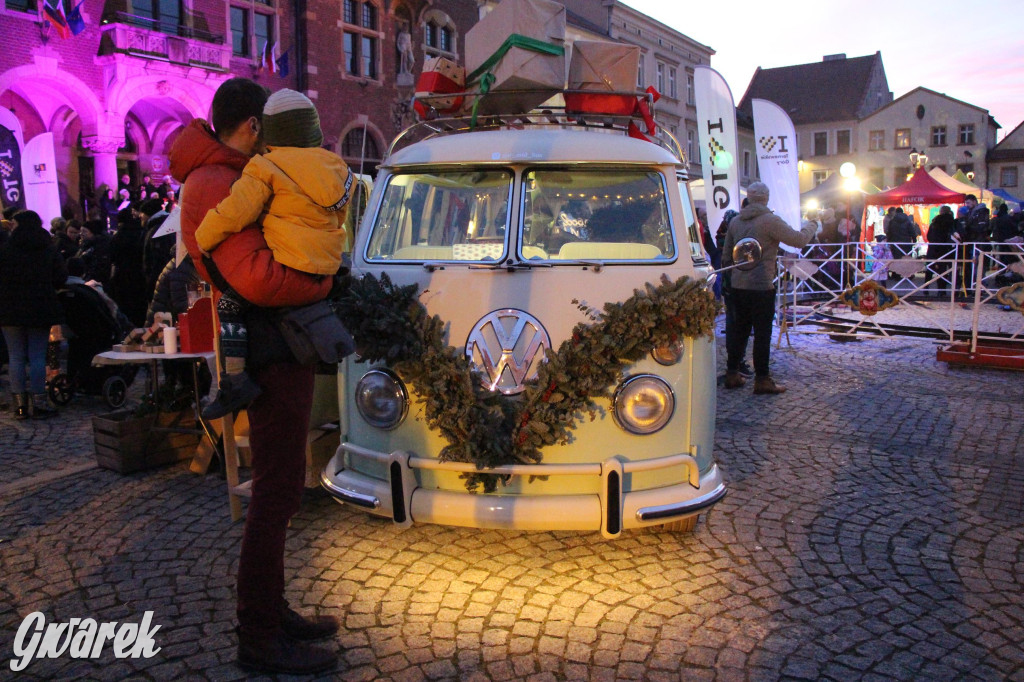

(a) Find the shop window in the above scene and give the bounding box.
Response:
[813,132,827,157]
[895,166,912,182]
[931,126,947,146]
[958,123,975,145]
[230,0,274,59]
[1000,167,1017,188]
[742,150,750,179]
[836,129,851,155]
[956,163,974,176]
[343,0,379,79]
[423,9,456,59]
[894,128,910,149]
[812,170,830,187]
[869,130,884,151]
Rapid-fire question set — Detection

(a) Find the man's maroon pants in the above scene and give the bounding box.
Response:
[236,361,315,636]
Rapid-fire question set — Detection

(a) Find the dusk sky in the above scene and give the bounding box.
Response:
[621,0,1024,141]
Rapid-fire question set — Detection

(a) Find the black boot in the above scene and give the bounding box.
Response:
[202,371,262,420]
[280,603,340,641]
[30,393,57,419]
[237,628,337,675]
[13,392,29,420]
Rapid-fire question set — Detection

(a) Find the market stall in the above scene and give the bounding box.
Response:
[864,167,966,240]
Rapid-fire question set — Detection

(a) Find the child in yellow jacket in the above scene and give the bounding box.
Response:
[196,88,353,419]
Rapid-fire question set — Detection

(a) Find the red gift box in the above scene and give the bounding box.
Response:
[563,92,636,116]
[414,57,466,118]
[178,297,214,354]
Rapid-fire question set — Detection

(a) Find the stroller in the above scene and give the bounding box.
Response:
[48,282,138,409]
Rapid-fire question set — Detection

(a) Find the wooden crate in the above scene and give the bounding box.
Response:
[93,410,201,474]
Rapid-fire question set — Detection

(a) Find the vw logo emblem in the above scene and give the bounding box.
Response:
[466,309,551,395]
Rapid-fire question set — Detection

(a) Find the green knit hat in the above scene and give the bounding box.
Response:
[262,89,324,148]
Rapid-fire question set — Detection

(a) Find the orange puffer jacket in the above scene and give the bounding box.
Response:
[168,120,331,307]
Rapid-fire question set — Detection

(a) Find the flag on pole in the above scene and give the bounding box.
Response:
[693,65,741,237]
[752,98,802,252]
[275,48,290,78]
[259,41,278,74]
[43,0,73,40]
[67,0,86,36]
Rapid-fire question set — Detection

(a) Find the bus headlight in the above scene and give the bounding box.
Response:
[355,369,408,430]
[613,374,674,435]
[651,341,684,365]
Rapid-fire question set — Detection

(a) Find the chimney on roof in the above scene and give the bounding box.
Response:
[823,53,847,61]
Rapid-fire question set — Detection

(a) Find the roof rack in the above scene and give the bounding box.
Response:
[391,88,687,165]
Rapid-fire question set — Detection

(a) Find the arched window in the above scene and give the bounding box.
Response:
[341,127,380,161]
[422,9,456,60]
[342,0,380,80]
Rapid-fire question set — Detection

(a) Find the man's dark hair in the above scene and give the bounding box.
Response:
[211,78,269,140]
[13,210,42,231]
[965,194,978,203]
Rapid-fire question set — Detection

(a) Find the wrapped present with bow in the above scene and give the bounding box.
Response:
[413,56,466,119]
[464,0,566,118]
[564,40,641,116]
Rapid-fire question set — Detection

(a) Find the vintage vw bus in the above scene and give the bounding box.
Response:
[321,106,726,538]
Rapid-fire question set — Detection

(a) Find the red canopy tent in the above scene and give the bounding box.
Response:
[862,167,966,241]
[865,167,966,206]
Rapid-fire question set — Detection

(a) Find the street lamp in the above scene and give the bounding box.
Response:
[909,148,928,169]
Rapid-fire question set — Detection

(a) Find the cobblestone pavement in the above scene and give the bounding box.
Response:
[1,311,1022,681]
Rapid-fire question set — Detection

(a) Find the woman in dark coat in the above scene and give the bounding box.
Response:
[926,205,957,297]
[108,207,149,327]
[0,210,67,418]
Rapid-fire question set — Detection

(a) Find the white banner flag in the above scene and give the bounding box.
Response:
[752,98,801,252]
[21,132,62,227]
[694,66,740,236]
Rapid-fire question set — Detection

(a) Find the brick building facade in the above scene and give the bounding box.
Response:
[0,0,476,220]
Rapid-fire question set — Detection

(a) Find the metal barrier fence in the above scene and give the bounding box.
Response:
[772,241,1024,346]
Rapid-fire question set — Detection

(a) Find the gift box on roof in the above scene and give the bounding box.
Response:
[565,40,641,116]
[465,0,566,116]
[414,56,466,119]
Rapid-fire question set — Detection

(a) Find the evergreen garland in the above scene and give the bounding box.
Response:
[334,272,720,492]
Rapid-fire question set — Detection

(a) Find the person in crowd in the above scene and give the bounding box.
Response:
[882,206,896,236]
[884,207,917,263]
[722,182,816,395]
[139,198,172,300]
[108,207,149,327]
[697,207,721,297]
[169,77,338,675]
[66,219,81,250]
[0,210,67,419]
[716,208,752,378]
[926,205,957,297]
[836,206,861,285]
[51,217,77,260]
[195,88,352,419]
[118,173,132,196]
[0,207,16,248]
[147,254,211,407]
[992,203,1020,266]
[141,174,158,199]
[98,186,120,232]
[957,194,991,293]
[116,188,132,213]
[75,219,113,285]
[870,234,893,282]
